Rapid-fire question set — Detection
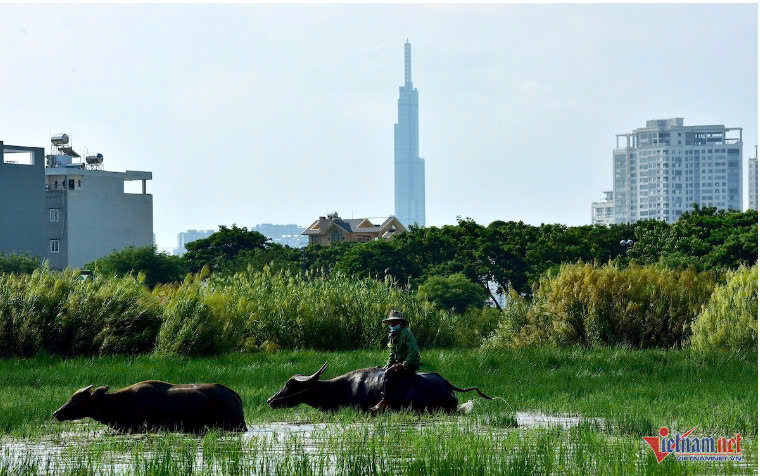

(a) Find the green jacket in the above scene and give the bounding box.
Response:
[386,326,420,370]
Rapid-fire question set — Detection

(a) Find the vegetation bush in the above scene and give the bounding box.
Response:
[0,260,753,356]
[86,245,188,288]
[0,252,40,274]
[155,280,226,356]
[483,288,533,349]
[417,273,487,314]
[0,268,161,356]
[208,268,456,352]
[451,306,502,347]
[486,263,715,349]
[691,265,758,352]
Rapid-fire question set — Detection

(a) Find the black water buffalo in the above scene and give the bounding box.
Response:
[53,380,246,433]
[267,363,492,413]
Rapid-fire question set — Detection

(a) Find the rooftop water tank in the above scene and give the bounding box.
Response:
[51,134,69,145]
[85,153,104,165]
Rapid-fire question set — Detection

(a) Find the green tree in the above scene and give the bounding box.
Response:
[417,273,487,314]
[335,239,416,282]
[86,246,187,288]
[0,252,40,274]
[627,206,758,271]
[183,225,270,273]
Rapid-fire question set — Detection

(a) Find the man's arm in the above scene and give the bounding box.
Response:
[401,329,420,369]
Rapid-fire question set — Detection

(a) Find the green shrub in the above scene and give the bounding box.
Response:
[485,263,715,349]
[417,273,487,314]
[87,245,188,288]
[0,268,78,356]
[452,305,502,347]
[0,252,40,274]
[483,288,533,349]
[0,268,160,356]
[209,267,457,351]
[58,273,162,355]
[155,281,223,356]
[691,265,758,352]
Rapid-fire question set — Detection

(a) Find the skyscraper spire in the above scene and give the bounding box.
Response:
[404,40,412,85]
[394,40,425,228]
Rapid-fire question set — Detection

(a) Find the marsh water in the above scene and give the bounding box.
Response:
[0,411,596,474]
[1,412,755,475]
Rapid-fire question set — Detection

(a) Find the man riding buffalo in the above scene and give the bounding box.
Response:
[370,310,420,413]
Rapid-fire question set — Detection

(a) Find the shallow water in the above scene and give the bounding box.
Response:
[0,412,593,470]
[0,414,753,475]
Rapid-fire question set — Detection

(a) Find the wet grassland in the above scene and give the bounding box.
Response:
[0,348,756,475]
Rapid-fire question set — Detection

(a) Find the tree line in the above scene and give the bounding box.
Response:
[67,205,756,310]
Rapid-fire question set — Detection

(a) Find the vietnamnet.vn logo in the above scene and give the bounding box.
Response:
[642,427,743,463]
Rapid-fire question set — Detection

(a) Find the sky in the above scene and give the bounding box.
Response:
[1,4,757,252]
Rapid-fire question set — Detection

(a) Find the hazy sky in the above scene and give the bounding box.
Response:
[1,4,757,251]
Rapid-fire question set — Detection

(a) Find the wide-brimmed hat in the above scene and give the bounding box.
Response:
[382,310,408,325]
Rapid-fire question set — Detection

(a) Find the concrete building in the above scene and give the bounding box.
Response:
[748,146,758,211]
[173,229,215,256]
[612,118,742,224]
[46,169,152,269]
[1,135,153,269]
[302,213,407,246]
[0,142,46,258]
[591,191,615,226]
[394,40,426,228]
[253,224,308,248]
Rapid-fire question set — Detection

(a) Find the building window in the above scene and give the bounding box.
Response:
[50,240,60,253]
[49,209,59,223]
[68,179,75,190]
[330,230,341,242]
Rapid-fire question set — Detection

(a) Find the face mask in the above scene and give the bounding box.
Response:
[390,325,401,332]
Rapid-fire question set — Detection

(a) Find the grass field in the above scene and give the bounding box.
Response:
[0,348,756,474]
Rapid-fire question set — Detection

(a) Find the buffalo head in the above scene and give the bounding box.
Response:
[53,385,109,421]
[267,362,328,409]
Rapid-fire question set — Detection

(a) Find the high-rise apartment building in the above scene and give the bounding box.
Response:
[394,40,426,228]
[748,146,758,211]
[613,118,742,224]
[591,191,615,225]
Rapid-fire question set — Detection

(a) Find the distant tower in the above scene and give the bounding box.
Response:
[394,40,426,228]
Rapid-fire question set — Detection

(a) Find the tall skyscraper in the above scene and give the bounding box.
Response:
[394,40,426,228]
[612,118,743,224]
[748,146,758,211]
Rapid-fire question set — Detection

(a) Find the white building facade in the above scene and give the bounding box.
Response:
[748,146,758,211]
[613,118,742,224]
[45,168,153,269]
[591,191,615,225]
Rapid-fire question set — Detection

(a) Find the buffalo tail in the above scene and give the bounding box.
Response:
[449,384,493,400]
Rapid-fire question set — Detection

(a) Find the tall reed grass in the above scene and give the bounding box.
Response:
[691,265,758,352]
[0,263,751,356]
[486,263,716,349]
[0,267,458,356]
[0,268,160,357]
